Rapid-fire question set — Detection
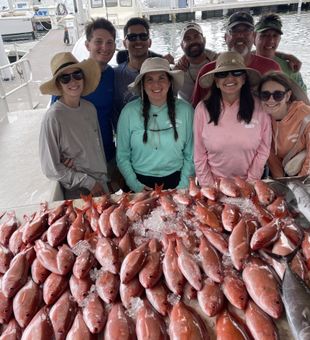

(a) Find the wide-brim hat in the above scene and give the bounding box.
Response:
[128,57,184,95]
[199,51,261,89]
[40,52,101,96]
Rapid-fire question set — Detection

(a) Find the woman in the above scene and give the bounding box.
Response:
[194,51,271,186]
[39,52,109,199]
[258,71,310,177]
[116,57,194,192]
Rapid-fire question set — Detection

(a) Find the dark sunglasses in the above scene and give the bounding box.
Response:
[57,70,84,84]
[260,90,288,102]
[214,70,246,78]
[126,33,149,42]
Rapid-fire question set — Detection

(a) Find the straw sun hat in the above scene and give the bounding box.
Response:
[40,52,101,96]
[128,57,184,95]
[199,51,261,89]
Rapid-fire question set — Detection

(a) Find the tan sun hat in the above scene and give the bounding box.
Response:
[128,57,184,95]
[40,52,101,96]
[199,51,261,89]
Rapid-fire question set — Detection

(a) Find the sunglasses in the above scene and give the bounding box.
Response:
[260,90,288,102]
[126,33,149,42]
[57,70,84,84]
[214,70,246,78]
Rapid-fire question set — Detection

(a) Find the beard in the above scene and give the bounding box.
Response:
[184,43,205,58]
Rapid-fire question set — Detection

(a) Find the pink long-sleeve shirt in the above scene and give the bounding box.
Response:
[194,98,272,186]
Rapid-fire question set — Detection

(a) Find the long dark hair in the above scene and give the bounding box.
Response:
[141,74,178,143]
[204,76,254,125]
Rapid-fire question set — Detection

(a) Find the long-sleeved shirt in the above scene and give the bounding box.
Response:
[116,98,195,192]
[191,54,281,107]
[194,98,272,186]
[268,101,310,177]
[39,99,108,191]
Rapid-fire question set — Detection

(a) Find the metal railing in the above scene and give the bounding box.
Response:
[0,58,33,120]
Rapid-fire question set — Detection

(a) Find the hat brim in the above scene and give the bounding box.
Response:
[228,21,254,29]
[128,68,184,96]
[40,59,101,96]
[255,27,283,35]
[199,66,261,89]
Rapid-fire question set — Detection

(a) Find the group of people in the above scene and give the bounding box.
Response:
[38,11,310,198]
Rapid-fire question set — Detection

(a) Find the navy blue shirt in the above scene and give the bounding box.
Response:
[52,65,115,162]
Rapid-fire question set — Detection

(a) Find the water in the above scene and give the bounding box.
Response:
[145,11,310,95]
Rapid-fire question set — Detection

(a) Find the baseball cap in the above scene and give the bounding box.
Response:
[227,11,254,30]
[181,22,203,41]
[255,13,283,34]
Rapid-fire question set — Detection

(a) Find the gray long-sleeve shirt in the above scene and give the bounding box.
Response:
[39,99,108,192]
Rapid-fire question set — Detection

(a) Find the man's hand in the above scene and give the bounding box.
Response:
[276,51,302,72]
[62,158,75,169]
[174,55,189,71]
[163,53,175,65]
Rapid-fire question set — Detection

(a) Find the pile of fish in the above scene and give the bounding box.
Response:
[0,177,309,340]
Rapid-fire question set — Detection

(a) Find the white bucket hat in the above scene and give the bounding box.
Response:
[40,52,101,96]
[128,57,184,95]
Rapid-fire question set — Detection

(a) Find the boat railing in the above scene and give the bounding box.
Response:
[0,58,34,120]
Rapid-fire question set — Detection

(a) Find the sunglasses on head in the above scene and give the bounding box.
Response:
[57,70,84,84]
[214,70,246,78]
[260,90,288,102]
[126,33,149,42]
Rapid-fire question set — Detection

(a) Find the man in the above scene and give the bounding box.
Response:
[114,17,174,120]
[175,22,218,102]
[254,13,307,92]
[192,11,281,107]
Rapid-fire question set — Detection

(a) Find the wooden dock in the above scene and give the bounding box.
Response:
[3,29,74,112]
[141,0,310,22]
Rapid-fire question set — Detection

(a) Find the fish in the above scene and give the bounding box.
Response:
[169,301,210,340]
[216,309,250,340]
[199,235,223,283]
[0,276,12,324]
[245,300,279,340]
[254,180,276,206]
[242,257,283,319]
[69,274,92,305]
[110,200,129,237]
[43,272,68,305]
[139,239,162,289]
[120,241,148,284]
[287,180,310,224]
[0,245,13,274]
[31,258,50,285]
[229,218,250,271]
[72,249,95,279]
[197,278,224,317]
[49,290,78,340]
[56,244,75,275]
[175,238,202,291]
[82,293,106,334]
[119,276,144,309]
[47,214,70,247]
[66,311,93,340]
[21,306,54,340]
[95,270,120,304]
[222,270,248,310]
[136,300,168,340]
[0,318,22,339]
[145,281,170,316]
[189,176,200,197]
[104,302,136,340]
[98,205,116,237]
[219,178,240,197]
[13,279,41,328]
[0,211,18,247]
[95,237,120,274]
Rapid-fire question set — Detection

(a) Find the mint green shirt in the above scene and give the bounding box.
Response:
[116,98,194,192]
[274,56,307,92]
